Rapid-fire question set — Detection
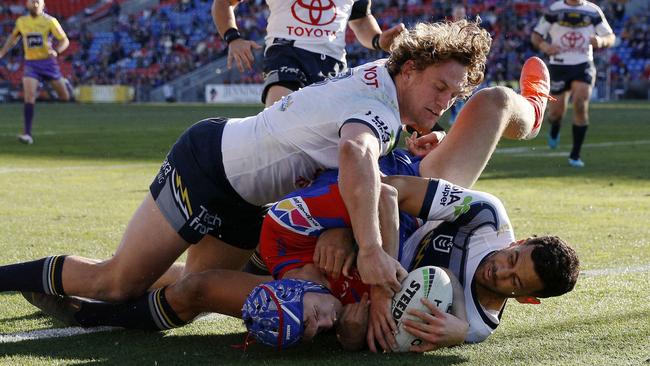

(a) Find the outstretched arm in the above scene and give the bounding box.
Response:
[339,123,406,294]
[211,0,261,72]
[0,33,19,59]
[348,15,405,52]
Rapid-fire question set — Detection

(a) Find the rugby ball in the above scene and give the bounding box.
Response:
[391,266,453,352]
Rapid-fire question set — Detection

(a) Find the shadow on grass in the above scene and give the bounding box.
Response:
[0,328,469,366]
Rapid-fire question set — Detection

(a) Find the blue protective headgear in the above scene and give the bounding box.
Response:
[241,278,330,349]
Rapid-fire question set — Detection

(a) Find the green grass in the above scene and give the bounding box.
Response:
[1,102,649,365]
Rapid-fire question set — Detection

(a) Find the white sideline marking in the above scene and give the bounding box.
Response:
[2,264,649,344]
[0,163,159,175]
[580,263,650,277]
[0,313,226,344]
[495,139,650,157]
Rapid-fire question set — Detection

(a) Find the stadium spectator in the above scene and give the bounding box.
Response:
[532,0,616,168]
[212,0,406,106]
[0,0,72,145]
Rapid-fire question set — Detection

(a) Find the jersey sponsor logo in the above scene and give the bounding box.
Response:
[369,114,393,144]
[189,205,222,235]
[560,31,586,50]
[171,169,193,219]
[453,196,473,217]
[291,0,336,26]
[269,197,324,235]
[433,234,454,253]
[440,183,464,206]
[156,158,173,184]
[26,33,44,48]
[363,65,380,88]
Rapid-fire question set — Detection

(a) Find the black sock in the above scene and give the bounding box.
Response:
[243,250,270,276]
[74,287,185,330]
[570,124,588,160]
[549,118,561,139]
[0,256,67,295]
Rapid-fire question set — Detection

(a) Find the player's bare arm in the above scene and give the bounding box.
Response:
[348,15,405,52]
[338,123,406,294]
[0,33,20,59]
[590,33,616,49]
[211,0,261,72]
[531,32,560,55]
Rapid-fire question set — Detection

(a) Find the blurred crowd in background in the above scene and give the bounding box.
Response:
[1,0,648,100]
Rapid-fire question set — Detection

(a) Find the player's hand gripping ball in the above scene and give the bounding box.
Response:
[391,266,453,352]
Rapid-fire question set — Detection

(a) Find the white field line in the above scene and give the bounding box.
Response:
[0,313,226,344]
[0,163,159,175]
[494,139,650,157]
[1,264,648,344]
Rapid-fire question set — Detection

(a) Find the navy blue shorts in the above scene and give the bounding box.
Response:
[549,61,596,95]
[149,118,266,249]
[261,40,345,103]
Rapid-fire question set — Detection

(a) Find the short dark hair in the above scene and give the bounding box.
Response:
[527,236,580,298]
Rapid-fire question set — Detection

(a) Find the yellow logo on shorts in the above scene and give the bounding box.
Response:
[172,170,193,219]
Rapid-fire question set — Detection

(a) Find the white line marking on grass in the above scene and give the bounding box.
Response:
[580,264,650,277]
[0,163,159,175]
[0,313,226,344]
[495,140,650,157]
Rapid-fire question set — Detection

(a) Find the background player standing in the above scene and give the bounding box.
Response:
[0,0,71,145]
[531,0,615,167]
[212,0,405,107]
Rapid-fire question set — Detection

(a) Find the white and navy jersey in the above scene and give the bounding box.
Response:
[221,59,402,206]
[533,0,613,65]
[263,0,359,62]
[399,179,515,343]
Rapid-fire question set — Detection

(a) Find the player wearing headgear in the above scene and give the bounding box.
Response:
[0,0,72,145]
[4,24,555,347]
[531,0,615,167]
[212,0,406,106]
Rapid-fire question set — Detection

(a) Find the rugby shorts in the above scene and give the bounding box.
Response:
[150,118,266,249]
[549,61,596,95]
[261,40,345,103]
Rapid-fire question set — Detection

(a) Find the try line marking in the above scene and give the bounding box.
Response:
[1,265,648,344]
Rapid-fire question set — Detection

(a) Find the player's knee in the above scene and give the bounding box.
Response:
[89,265,150,302]
[473,86,513,112]
[172,272,214,306]
[379,183,398,202]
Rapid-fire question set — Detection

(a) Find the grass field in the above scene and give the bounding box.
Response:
[1,102,649,365]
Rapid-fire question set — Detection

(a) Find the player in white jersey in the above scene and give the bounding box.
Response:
[3,21,557,345]
[212,0,405,106]
[532,0,615,167]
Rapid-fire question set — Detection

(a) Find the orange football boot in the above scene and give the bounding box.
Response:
[520,57,555,139]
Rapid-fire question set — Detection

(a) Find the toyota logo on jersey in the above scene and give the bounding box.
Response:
[291,0,337,26]
[561,31,585,49]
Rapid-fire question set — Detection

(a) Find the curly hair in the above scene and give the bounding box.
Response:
[385,19,492,98]
[528,236,580,298]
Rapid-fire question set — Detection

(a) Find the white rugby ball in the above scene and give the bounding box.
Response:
[391,265,453,352]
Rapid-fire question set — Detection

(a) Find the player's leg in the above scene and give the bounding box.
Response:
[546,63,572,149]
[18,76,39,144]
[260,44,305,107]
[547,91,569,149]
[264,85,294,107]
[567,80,593,167]
[150,236,254,288]
[419,86,537,188]
[48,77,70,101]
[0,193,190,302]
